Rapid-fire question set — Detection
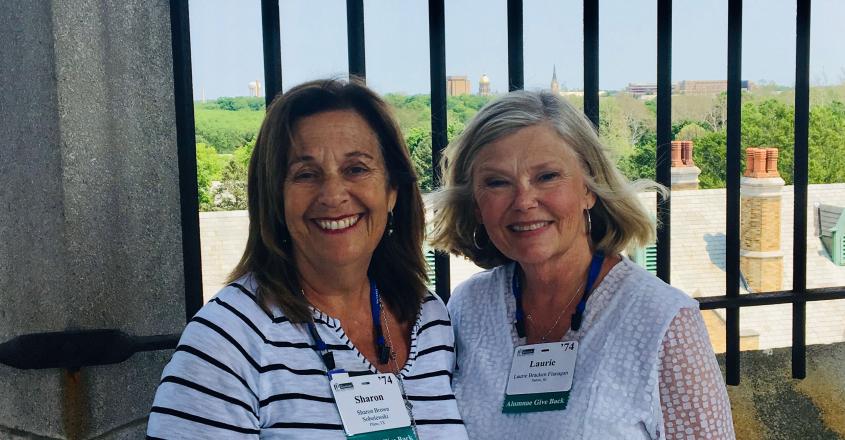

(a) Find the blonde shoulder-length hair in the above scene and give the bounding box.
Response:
[429,90,661,269]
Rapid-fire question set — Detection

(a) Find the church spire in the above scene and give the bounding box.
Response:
[550,65,560,95]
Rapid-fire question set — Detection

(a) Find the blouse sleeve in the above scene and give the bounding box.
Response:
[146,316,261,439]
[658,307,735,439]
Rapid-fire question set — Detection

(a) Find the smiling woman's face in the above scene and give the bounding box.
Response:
[284,109,397,273]
[471,123,596,267]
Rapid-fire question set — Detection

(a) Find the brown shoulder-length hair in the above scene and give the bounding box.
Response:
[227,78,428,324]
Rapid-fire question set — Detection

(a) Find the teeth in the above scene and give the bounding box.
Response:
[512,222,547,232]
[316,215,360,231]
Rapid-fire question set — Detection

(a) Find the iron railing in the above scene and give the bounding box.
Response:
[231,0,845,387]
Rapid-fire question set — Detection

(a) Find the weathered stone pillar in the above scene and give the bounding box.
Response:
[0,1,184,438]
[740,147,785,292]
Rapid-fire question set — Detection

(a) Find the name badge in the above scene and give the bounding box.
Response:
[330,372,417,440]
[502,341,578,413]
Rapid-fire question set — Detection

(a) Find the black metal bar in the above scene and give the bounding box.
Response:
[507,0,524,91]
[725,0,743,386]
[346,0,366,80]
[170,0,203,322]
[583,0,599,128]
[261,0,283,107]
[134,334,182,352]
[698,287,845,310]
[0,330,180,370]
[792,0,811,380]
[428,0,450,302]
[655,0,671,284]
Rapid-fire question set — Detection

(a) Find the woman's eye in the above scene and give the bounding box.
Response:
[346,165,370,176]
[484,178,508,188]
[538,172,561,182]
[292,170,318,181]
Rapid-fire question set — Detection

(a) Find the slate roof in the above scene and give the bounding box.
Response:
[448,183,845,350]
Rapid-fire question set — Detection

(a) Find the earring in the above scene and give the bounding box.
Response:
[584,209,592,236]
[472,225,487,249]
[281,226,289,245]
[387,211,395,237]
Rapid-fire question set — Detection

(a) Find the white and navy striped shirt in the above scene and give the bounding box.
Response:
[147,274,468,439]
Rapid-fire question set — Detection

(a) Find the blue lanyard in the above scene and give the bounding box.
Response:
[306,279,390,376]
[512,251,605,337]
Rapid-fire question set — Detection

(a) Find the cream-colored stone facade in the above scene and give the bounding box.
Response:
[740,172,785,292]
[740,255,784,292]
[672,181,699,191]
[740,196,782,251]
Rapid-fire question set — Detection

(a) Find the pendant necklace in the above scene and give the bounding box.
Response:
[525,281,585,342]
[379,294,419,438]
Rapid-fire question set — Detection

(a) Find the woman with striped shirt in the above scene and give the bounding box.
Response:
[147,79,467,439]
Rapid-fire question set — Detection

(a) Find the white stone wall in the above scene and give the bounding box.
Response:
[200,210,250,302]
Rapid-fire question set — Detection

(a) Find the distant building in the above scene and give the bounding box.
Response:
[478,74,491,96]
[248,80,262,97]
[626,80,754,97]
[678,79,754,95]
[550,65,560,96]
[447,75,471,96]
[626,82,678,97]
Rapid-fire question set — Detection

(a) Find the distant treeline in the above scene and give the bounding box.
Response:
[195,84,845,210]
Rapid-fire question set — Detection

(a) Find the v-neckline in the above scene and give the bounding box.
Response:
[310,304,423,377]
[506,260,626,347]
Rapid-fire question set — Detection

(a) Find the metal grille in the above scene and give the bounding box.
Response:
[168,0,845,386]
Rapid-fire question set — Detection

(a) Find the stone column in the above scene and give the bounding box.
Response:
[670,140,701,190]
[740,147,785,292]
[0,1,184,438]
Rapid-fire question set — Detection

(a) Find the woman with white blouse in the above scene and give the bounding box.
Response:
[430,90,734,439]
[148,79,467,439]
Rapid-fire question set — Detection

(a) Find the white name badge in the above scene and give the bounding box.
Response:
[503,341,578,413]
[330,372,417,440]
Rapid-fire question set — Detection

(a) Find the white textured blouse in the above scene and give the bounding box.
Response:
[148,274,468,439]
[448,257,735,439]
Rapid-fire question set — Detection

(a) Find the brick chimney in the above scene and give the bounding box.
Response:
[670,140,701,190]
[740,147,784,292]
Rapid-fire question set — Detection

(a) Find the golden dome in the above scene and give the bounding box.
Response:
[479,74,490,84]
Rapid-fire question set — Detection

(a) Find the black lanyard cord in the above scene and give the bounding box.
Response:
[512,252,605,338]
[305,279,389,375]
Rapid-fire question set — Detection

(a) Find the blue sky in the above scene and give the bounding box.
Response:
[189,0,845,99]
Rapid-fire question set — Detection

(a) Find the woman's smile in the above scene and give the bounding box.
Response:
[508,220,553,234]
[312,213,363,234]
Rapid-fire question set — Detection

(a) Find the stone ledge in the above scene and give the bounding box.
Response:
[722,342,845,439]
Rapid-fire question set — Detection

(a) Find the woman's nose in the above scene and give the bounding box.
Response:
[317,174,349,207]
[512,184,539,211]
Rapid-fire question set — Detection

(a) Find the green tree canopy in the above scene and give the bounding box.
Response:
[197,88,845,211]
[194,98,264,154]
[196,142,223,210]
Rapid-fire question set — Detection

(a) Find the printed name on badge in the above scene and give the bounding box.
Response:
[330,373,418,440]
[503,341,578,413]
